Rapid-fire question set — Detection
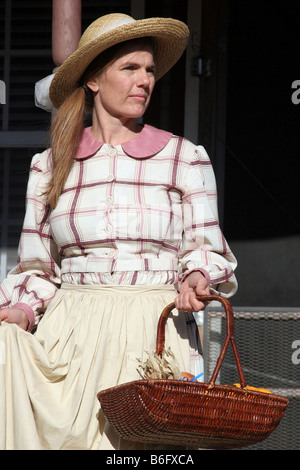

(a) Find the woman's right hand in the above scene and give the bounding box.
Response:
[0,308,29,330]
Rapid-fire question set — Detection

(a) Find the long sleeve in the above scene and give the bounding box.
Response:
[178,144,237,297]
[0,151,61,330]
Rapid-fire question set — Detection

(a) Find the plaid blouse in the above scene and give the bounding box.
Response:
[0,124,237,330]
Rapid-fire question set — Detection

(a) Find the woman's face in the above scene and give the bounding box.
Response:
[87,42,156,122]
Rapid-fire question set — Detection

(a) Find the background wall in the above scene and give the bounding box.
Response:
[223,1,300,307]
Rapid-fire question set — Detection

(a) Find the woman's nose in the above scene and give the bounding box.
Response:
[137,69,151,87]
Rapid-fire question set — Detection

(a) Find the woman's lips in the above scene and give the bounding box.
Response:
[130,94,147,102]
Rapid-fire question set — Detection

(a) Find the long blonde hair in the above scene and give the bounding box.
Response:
[45,37,155,209]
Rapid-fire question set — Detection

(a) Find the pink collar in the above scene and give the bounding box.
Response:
[75,124,173,160]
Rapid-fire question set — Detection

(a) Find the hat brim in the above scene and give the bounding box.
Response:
[49,17,189,109]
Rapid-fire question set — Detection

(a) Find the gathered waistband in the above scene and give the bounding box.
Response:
[60,283,176,296]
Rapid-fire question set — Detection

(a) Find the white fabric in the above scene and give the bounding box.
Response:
[0,284,203,450]
[34,73,55,112]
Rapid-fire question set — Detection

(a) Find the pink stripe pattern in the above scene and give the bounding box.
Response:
[0,125,237,327]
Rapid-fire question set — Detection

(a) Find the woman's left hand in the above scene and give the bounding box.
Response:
[175,271,210,313]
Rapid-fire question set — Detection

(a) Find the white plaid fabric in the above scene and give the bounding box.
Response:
[0,125,237,327]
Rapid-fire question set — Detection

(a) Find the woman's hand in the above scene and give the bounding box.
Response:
[0,308,29,330]
[175,271,210,313]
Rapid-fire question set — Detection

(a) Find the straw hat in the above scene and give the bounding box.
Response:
[49,13,189,109]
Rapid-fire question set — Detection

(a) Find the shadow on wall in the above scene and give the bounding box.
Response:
[229,235,300,308]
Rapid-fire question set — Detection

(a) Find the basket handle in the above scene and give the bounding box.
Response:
[156,295,246,388]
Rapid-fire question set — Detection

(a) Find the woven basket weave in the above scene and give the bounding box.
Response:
[97,295,289,449]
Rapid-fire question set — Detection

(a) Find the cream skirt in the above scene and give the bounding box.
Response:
[0,284,203,450]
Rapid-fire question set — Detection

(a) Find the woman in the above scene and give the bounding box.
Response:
[0,13,237,450]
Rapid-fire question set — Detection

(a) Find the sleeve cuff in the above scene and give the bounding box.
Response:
[12,303,35,332]
[181,268,211,286]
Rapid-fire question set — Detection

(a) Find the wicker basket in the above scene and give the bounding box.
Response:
[97,295,289,449]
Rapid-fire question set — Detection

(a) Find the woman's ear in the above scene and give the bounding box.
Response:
[86,76,99,93]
